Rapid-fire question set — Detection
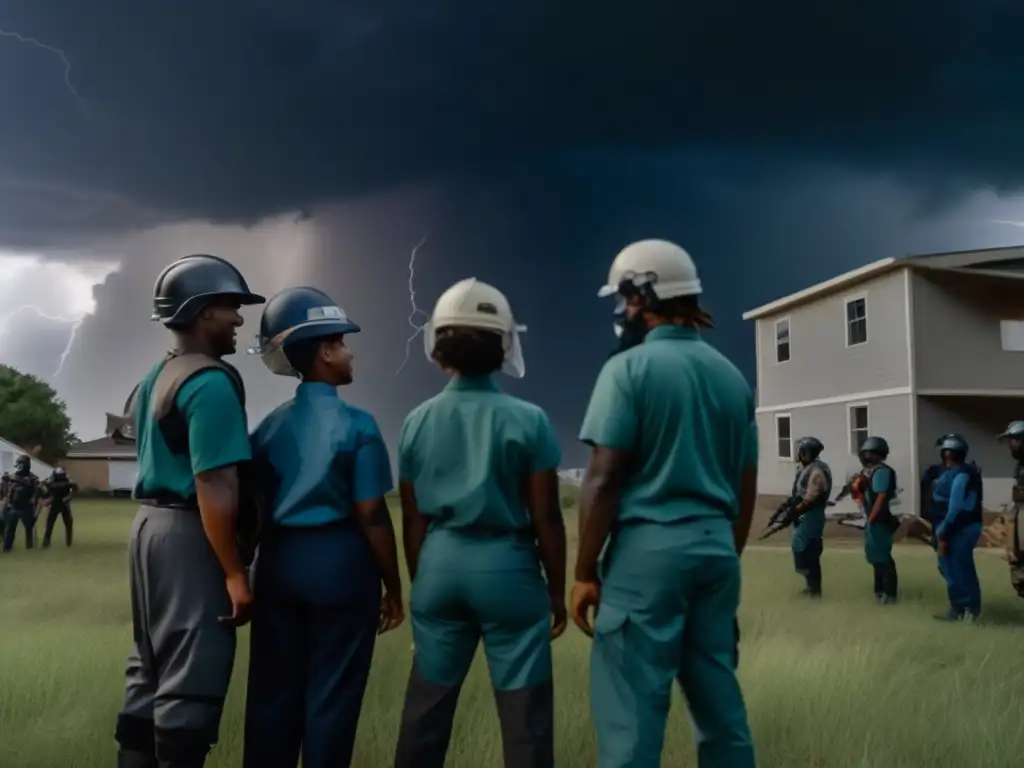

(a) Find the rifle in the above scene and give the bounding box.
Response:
[758,495,803,541]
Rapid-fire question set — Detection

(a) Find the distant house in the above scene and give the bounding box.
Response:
[64,435,137,493]
[743,244,1024,516]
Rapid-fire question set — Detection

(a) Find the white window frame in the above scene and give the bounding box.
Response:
[774,316,791,364]
[775,413,793,460]
[847,402,870,456]
[844,293,868,348]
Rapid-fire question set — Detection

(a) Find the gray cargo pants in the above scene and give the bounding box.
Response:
[115,506,237,768]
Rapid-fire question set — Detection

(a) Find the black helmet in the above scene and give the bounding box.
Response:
[936,433,968,454]
[14,454,30,471]
[152,254,265,327]
[858,436,889,458]
[999,421,1024,441]
[796,436,824,459]
[249,287,360,377]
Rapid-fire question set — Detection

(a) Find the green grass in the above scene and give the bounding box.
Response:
[2,500,1024,767]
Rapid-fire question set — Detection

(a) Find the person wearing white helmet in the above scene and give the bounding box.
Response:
[998,420,1024,598]
[573,240,757,768]
[393,278,567,768]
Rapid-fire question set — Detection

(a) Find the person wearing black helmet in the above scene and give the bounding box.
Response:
[241,287,404,768]
[931,433,984,622]
[113,254,265,768]
[998,420,1024,598]
[789,437,832,597]
[1,454,41,552]
[856,436,900,604]
[41,465,78,548]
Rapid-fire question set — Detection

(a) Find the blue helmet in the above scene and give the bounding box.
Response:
[249,287,360,377]
[936,432,969,455]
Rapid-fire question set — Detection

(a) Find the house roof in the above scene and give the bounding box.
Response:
[66,435,136,459]
[0,436,55,476]
[742,244,1024,321]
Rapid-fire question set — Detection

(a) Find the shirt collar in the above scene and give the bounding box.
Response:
[296,381,340,399]
[445,374,500,392]
[645,324,701,343]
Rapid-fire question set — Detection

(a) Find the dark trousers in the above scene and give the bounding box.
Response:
[43,502,73,547]
[243,521,381,768]
[2,506,35,552]
[872,558,898,598]
[793,538,823,593]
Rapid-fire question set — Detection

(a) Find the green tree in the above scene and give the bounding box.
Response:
[0,365,77,464]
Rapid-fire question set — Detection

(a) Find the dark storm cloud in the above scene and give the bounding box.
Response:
[2,0,1024,239]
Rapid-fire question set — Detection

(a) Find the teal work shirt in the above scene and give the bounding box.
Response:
[134,362,252,501]
[398,375,562,533]
[251,382,393,527]
[579,325,757,530]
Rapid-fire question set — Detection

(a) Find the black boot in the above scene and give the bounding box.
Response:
[118,749,158,768]
[154,727,211,768]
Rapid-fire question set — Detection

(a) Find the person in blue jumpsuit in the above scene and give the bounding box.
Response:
[573,239,757,768]
[243,287,404,768]
[393,277,567,768]
[789,437,832,598]
[115,254,265,768]
[920,462,944,553]
[930,433,983,622]
[856,436,899,604]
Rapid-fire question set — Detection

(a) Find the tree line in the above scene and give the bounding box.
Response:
[0,365,77,464]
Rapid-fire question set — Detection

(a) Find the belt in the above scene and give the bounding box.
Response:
[137,495,199,512]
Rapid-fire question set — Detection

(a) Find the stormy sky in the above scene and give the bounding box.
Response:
[2,1,1024,466]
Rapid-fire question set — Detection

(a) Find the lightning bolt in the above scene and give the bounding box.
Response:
[396,233,431,375]
[0,27,90,118]
[0,304,84,379]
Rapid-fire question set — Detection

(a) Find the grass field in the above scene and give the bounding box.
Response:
[2,500,1024,768]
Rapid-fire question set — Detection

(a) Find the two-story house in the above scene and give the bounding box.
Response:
[743,244,1024,516]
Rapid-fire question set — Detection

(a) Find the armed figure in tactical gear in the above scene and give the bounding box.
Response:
[41,466,79,548]
[998,420,1024,599]
[786,437,832,597]
[2,454,41,552]
[112,254,266,768]
[856,437,900,604]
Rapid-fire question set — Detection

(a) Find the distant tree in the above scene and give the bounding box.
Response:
[0,365,77,464]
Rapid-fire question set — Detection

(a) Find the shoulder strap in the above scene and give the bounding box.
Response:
[151,352,245,421]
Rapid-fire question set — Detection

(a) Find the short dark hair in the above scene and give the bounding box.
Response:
[285,333,344,377]
[652,294,699,318]
[432,327,504,376]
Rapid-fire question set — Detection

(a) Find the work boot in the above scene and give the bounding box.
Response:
[118,749,158,768]
[877,594,897,605]
[798,588,821,599]
[933,608,963,622]
[42,537,51,549]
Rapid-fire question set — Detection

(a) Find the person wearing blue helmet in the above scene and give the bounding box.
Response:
[931,433,984,621]
[393,278,567,768]
[243,287,404,768]
[113,254,265,768]
[997,420,1024,598]
[856,436,900,604]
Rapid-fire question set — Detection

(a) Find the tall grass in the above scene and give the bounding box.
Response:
[0,500,1022,767]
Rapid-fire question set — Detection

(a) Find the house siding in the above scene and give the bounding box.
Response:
[755,268,912,408]
[757,393,915,515]
[62,458,111,491]
[912,270,1024,392]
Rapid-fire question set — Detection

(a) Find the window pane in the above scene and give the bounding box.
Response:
[848,317,867,346]
[777,342,790,363]
[778,437,791,459]
[776,321,789,342]
[846,298,865,322]
[777,417,791,439]
[852,406,868,430]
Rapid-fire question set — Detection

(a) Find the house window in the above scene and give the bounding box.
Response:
[846,297,867,346]
[775,318,791,363]
[776,414,792,459]
[849,404,869,454]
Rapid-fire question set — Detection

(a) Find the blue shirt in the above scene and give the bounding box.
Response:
[251,382,393,527]
[932,465,979,534]
[579,324,757,531]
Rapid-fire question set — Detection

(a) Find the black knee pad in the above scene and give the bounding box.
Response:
[116,714,155,752]
[154,726,214,764]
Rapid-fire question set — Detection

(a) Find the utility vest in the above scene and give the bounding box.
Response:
[791,459,833,538]
[1008,462,1024,563]
[106,351,269,565]
[861,463,899,529]
[48,477,75,505]
[936,462,983,537]
[7,472,37,509]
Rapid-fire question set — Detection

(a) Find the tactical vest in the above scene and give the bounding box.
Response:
[48,477,75,504]
[936,462,983,536]
[861,462,899,528]
[7,472,37,508]
[106,352,267,564]
[790,459,834,512]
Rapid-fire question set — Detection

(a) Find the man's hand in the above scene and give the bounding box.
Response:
[378,591,404,635]
[550,595,568,640]
[571,580,601,637]
[937,537,949,556]
[218,571,254,628]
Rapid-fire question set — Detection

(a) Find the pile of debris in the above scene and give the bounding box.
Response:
[897,511,1012,557]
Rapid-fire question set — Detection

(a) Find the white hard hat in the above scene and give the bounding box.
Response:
[598,239,702,300]
[423,278,527,377]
